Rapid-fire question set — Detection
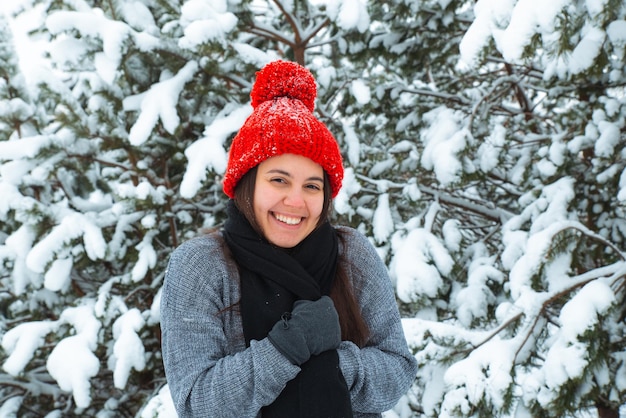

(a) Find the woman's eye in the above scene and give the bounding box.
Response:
[306,184,322,191]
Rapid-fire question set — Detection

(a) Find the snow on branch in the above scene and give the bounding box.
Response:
[441,338,517,415]
[507,181,625,300]
[323,0,370,33]
[140,384,176,417]
[391,228,454,303]
[2,320,60,376]
[110,309,146,389]
[180,105,251,198]
[46,303,101,409]
[131,231,158,282]
[523,278,619,409]
[420,106,469,186]
[123,61,199,146]
[25,212,106,275]
[372,193,393,244]
[2,302,103,410]
[178,0,237,49]
[0,135,51,160]
[46,8,160,84]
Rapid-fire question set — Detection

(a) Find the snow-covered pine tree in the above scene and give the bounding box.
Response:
[0,0,382,416]
[1,0,625,417]
[353,1,626,417]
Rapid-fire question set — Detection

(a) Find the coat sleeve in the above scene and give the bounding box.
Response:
[160,236,299,418]
[337,228,418,414]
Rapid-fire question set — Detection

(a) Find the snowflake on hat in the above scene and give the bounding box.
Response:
[222,60,344,199]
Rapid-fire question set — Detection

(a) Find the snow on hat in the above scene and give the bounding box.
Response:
[222,60,344,199]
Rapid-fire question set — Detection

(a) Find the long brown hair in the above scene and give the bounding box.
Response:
[233,167,370,347]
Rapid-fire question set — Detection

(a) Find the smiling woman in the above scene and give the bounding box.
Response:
[160,60,417,418]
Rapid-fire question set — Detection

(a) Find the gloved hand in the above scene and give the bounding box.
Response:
[267,296,341,365]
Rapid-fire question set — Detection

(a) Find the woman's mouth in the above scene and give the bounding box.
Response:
[274,213,303,225]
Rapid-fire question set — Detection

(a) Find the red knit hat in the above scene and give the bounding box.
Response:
[222,60,344,199]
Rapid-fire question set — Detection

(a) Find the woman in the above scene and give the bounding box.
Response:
[160,60,417,418]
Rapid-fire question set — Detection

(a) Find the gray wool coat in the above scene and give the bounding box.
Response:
[160,226,417,418]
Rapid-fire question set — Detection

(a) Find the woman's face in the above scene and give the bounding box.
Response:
[253,153,325,248]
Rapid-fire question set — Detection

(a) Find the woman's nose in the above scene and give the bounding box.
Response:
[283,187,305,207]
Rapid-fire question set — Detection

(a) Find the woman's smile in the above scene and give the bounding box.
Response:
[273,212,303,225]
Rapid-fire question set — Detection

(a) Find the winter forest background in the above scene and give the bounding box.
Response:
[0,0,625,417]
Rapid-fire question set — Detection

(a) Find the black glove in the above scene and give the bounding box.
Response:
[267,296,341,365]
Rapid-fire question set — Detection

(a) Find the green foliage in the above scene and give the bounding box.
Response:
[1,0,625,416]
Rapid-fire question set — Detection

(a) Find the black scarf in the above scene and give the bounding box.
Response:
[223,201,352,418]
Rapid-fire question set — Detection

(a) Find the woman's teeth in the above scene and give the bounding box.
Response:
[275,213,302,225]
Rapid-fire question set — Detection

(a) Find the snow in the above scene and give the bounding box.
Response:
[180,105,251,198]
[569,25,606,75]
[499,0,568,62]
[44,6,161,84]
[47,334,101,409]
[320,0,371,33]
[455,249,504,327]
[402,182,421,202]
[0,135,51,159]
[341,122,361,167]
[116,180,167,204]
[0,396,22,417]
[526,279,616,407]
[478,123,506,172]
[442,219,462,253]
[391,228,454,302]
[132,231,158,282]
[46,10,129,84]
[460,0,614,77]
[559,280,615,341]
[459,0,515,67]
[372,193,394,244]
[595,120,621,158]
[2,320,59,376]
[5,225,40,295]
[147,287,163,327]
[1,303,103,410]
[2,0,626,416]
[607,20,626,55]
[43,257,73,292]
[619,168,626,202]
[350,78,371,105]
[119,1,158,34]
[441,338,516,414]
[417,365,446,416]
[140,385,177,418]
[110,309,146,389]
[233,42,281,66]
[25,211,107,274]
[618,353,626,392]
[45,304,102,409]
[403,317,491,353]
[419,107,467,186]
[123,61,199,146]
[370,158,396,177]
[316,66,337,90]
[506,178,576,298]
[334,167,361,216]
[340,0,370,33]
[179,0,237,49]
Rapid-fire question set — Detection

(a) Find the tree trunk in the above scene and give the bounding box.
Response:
[597,403,619,418]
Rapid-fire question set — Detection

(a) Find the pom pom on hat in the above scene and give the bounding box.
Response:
[223,60,344,199]
[250,60,316,112]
